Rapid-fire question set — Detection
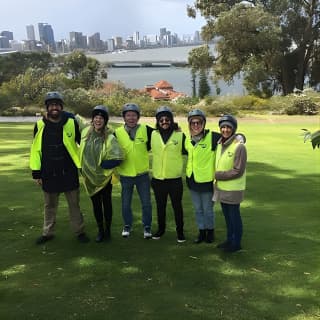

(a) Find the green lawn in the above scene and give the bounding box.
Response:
[0,117,319,320]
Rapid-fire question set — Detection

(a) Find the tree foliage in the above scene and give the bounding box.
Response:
[188,0,320,96]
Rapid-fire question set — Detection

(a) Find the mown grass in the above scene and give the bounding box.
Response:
[0,116,319,320]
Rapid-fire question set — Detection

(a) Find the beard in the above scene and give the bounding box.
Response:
[47,108,62,120]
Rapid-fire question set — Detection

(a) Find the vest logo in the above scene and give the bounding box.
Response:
[137,138,145,143]
[172,139,178,145]
[67,132,73,137]
[228,151,234,157]
[199,143,207,148]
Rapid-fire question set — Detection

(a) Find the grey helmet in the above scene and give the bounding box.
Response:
[155,106,173,119]
[122,103,140,117]
[92,105,109,122]
[219,114,238,131]
[45,91,64,107]
[187,109,206,123]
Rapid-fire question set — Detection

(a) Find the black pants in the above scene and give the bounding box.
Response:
[90,180,113,230]
[151,178,184,233]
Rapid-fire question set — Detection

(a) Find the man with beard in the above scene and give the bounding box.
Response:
[30,91,89,244]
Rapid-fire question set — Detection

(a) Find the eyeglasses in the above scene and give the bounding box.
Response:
[190,120,203,126]
[159,117,171,124]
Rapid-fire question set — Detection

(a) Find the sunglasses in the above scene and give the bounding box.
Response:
[159,117,171,124]
[190,120,203,126]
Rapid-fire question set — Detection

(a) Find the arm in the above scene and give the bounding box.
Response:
[211,131,221,151]
[146,125,154,151]
[215,144,247,181]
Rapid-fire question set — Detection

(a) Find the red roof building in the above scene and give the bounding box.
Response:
[142,80,186,101]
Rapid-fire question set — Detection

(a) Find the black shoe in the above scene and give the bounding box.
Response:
[217,240,231,249]
[104,228,111,241]
[152,230,165,240]
[78,233,90,243]
[224,245,242,253]
[177,232,186,243]
[95,231,104,243]
[206,229,215,243]
[194,230,206,244]
[36,235,54,245]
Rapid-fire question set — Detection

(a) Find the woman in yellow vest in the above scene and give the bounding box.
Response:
[185,109,221,244]
[213,115,247,252]
[150,106,187,243]
[78,106,123,242]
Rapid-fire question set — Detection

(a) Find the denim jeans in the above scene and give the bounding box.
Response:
[120,173,152,228]
[220,202,243,247]
[190,190,214,230]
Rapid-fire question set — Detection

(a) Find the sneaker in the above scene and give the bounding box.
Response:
[224,245,242,253]
[77,233,90,243]
[122,225,131,238]
[152,230,165,240]
[143,227,152,239]
[35,235,54,245]
[177,233,186,243]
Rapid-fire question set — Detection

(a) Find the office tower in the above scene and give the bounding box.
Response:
[113,36,123,49]
[107,39,115,51]
[0,36,10,48]
[0,31,13,40]
[70,31,87,49]
[194,30,201,43]
[26,25,36,41]
[133,31,140,46]
[160,28,167,40]
[88,32,103,51]
[38,23,55,49]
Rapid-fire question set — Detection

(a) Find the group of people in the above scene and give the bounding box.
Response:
[30,91,247,253]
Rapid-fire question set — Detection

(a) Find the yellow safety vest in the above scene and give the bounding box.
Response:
[185,132,215,183]
[151,130,183,179]
[215,141,246,191]
[115,124,149,176]
[29,118,80,170]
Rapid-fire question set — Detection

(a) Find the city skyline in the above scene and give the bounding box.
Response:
[1,0,205,41]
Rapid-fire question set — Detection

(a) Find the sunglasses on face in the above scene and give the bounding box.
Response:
[159,117,171,124]
[190,120,203,126]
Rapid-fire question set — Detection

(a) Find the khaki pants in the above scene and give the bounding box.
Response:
[42,189,84,236]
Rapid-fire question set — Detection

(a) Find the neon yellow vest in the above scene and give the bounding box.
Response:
[29,118,80,170]
[215,141,246,191]
[151,131,183,179]
[115,124,149,176]
[185,132,215,183]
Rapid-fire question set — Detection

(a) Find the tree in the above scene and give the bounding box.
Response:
[302,129,320,149]
[188,1,320,96]
[188,45,213,97]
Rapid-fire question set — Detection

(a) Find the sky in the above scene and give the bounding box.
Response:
[1,0,206,41]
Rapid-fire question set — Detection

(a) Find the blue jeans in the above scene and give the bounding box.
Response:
[190,190,214,230]
[120,173,152,228]
[220,202,242,247]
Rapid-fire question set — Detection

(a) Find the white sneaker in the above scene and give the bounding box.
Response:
[143,227,152,239]
[122,225,131,238]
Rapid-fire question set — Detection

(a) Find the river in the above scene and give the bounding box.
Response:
[88,46,245,96]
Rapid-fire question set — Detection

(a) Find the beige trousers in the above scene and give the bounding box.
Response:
[42,189,84,236]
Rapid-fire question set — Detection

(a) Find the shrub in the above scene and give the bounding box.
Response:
[285,97,319,115]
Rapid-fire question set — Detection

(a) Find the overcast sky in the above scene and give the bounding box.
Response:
[1,0,205,41]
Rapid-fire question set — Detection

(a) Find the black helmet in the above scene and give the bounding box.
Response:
[92,105,109,122]
[122,103,140,117]
[45,91,64,108]
[219,114,238,131]
[155,106,173,120]
[187,109,206,123]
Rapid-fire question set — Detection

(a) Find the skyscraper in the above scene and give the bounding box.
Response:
[26,25,36,41]
[38,23,55,49]
[0,31,13,41]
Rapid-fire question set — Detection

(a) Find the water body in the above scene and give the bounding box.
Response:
[89,46,245,96]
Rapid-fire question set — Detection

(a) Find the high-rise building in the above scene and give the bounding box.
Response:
[0,31,13,40]
[133,31,140,47]
[113,36,123,49]
[38,23,55,50]
[107,39,115,51]
[26,25,36,41]
[88,32,103,51]
[70,31,87,49]
[0,36,10,48]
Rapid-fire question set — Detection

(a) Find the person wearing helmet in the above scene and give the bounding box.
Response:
[185,109,221,244]
[150,106,187,243]
[77,105,123,242]
[30,91,90,244]
[213,115,247,252]
[114,103,154,239]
